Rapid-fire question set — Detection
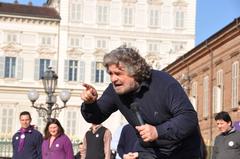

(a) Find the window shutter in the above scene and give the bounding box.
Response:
[65,111,77,136]
[91,61,96,83]
[203,76,209,118]
[17,57,23,80]
[105,70,110,84]
[79,61,85,82]
[51,60,57,72]
[129,8,133,25]
[231,62,239,108]
[0,56,5,78]
[34,59,40,80]
[64,60,69,81]
[155,10,159,26]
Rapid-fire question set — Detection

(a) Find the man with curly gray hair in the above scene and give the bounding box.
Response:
[80,45,201,159]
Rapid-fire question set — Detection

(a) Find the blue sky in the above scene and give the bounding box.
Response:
[1,0,240,46]
[196,0,240,45]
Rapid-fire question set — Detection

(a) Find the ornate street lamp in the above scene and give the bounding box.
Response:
[27,67,71,122]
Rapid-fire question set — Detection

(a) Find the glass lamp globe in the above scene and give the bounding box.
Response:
[27,89,39,102]
[59,90,71,103]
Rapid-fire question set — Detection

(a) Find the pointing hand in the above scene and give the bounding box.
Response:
[80,83,98,104]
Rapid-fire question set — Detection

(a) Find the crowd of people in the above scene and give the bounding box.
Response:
[12,46,240,159]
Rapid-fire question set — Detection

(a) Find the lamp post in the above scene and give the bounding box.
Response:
[27,67,71,122]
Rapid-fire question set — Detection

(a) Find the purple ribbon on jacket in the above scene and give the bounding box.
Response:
[17,125,33,152]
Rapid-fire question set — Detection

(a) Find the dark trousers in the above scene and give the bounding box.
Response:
[138,152,201,159]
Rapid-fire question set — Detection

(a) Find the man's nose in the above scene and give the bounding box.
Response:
[111,75,118,82]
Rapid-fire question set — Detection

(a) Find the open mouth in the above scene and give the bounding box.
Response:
[114,84,123,89]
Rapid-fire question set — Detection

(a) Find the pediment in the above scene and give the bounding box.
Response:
[122,0,137,3]
[147,0,163,5]
[67,48,84,58]
[145,52,161,61]
[145,52,161,69]
[1,43,22,53]
[93,48,106,57]
[173,0,187,6]
[37,47,56,55]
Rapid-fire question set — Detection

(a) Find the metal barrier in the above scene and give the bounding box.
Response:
[0,138,12,158]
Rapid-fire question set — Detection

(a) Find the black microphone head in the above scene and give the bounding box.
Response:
[130,102,145,125]
[130,102,139,112]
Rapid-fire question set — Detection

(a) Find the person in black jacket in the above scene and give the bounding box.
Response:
[117,124,138,159]
[82,124,112,159]
[80,45,201,159]
[12,111,42,159]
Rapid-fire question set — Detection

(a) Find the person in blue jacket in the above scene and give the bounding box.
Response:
[80,45,201,159]
[117,124,138,159]
[12,111,43,159]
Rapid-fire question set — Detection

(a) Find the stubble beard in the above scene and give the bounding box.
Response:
[114,81,139,95]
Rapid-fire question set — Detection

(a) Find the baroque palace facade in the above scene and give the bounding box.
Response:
[163,17,240,147]
[0,0,196,145]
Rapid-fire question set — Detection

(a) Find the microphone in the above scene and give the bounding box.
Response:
[130,102,153,148]
[130,102,145,126]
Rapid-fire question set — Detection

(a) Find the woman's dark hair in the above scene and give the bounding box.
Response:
[214,111,232,125]
[43,118,65,139]
[103,45,151,82]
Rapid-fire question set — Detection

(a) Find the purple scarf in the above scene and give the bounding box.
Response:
[17,125,33,152]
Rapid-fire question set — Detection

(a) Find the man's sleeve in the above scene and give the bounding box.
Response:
[156,83,199,142]
[81,85,118,124]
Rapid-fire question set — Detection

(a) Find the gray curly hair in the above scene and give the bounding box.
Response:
[103,45,151,82]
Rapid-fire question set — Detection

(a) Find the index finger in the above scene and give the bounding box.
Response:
[82,83,93,90]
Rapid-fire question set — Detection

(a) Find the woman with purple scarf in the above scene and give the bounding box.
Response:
[42,118,74,159]
[12,111,43,159]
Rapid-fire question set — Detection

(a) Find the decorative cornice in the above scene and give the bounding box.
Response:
[122,0,137,4]
[67,26,194,41]
[173,0,188,6]
[0,15,60,25]
[145,52,160,60]
[67,48,84,59]
[202,66,210,72]
[147,0,163,5]
[97,0,112,2]
[230,51,240,58]
[145,52,161,69]
[37,47,56,58]
[93,48,106,61]
[214,59,223,66]
[190,73,197,78]
[1,43,22,55]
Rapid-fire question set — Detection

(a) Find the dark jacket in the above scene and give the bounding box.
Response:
[81,70,201,158]
[85,126,106,159]
[12,128,43,159]
[212,128,240,159]
[117,124,138,158]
